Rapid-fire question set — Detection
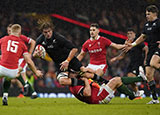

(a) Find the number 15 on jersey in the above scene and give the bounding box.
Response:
[7,40,19,53]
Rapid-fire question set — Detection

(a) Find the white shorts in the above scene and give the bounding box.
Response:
[19,58,28,73]
[86,64,107,72]
[98,85,115,104]
[0,65,19,79]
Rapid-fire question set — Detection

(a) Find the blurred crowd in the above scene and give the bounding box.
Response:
[0,0,160,90]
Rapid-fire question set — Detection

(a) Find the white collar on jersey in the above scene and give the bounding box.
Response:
[90,35,100,41]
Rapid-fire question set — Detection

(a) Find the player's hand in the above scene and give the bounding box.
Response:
[33,49,43,58]
[110,57,117,63]
[60,60,69,71]
[123,43,133,53]
[35,70,43,78]
[80,77,88,81]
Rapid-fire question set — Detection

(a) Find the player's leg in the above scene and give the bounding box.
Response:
[127,72,138,92]
[150,54,160,70]
[57,72,85,86]
[2,78,11,106]
[11,79,25,98]
[80,66,108,84]
[145,66,159,104]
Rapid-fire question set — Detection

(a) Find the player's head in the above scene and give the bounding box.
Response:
[40,22,54,39]
[7,24,13,35]
[90,23,100,39]
[146,5,159,21]
[10,24,21,37]
[127,28,136,42]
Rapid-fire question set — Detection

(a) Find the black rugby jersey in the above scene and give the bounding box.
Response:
[36,32,76,64]
[128,40,145,65]
[142,18,160,50]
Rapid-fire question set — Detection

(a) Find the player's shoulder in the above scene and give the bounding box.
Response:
[54,32,66,40]
[20,34,27,38]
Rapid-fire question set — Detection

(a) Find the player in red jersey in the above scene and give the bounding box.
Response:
[0,24,43,105]
[7,24,38,99]
[69,71,147,104]
[77,23,125,76]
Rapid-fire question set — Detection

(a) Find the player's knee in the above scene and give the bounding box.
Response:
[110,77,120,85]
[58,78,69,86]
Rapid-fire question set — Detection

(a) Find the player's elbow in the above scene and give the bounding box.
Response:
[83,89,91,97]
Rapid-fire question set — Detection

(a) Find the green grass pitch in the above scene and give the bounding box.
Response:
[0,97,160,115]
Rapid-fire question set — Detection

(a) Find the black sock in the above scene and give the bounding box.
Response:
[92,74,109,84]
[17,75,25,86]
[71,78,84,86]
[117,84,135,100]
[148,80,158,100]
[3,79,11,93]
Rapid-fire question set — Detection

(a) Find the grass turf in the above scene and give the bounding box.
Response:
[0,97,160,115]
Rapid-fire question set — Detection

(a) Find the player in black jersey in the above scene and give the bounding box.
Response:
[111,28,148,98]
[125,5,160,104]
[33,22,108,87]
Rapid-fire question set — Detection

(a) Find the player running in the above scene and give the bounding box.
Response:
[110,28,148,97]
[7,24,38,99]
[125,5,160,104]
[0,24,43,105]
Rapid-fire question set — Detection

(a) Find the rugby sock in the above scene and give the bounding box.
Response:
[121,77,143,85]
[148,80,158,100]
[17,75,25,86]
[71,78,84,86]
[3,79,11,93]
[117,84,135,100]
[92,74,109,84]
[27,81,34,94]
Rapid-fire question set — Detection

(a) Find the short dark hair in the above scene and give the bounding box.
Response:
[90,23,99,29]
[146,5,159,15]
[39,22,54,31]
[127,28,135,33]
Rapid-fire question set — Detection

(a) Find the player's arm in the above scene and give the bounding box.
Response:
[28,39,36,54]
[23,53,43,78]
[125,34,146,52]
[142,45,148,65]
[110,43,125,50]
[77,50,86,61]
[79,77,91,97]
[110,51,126,63]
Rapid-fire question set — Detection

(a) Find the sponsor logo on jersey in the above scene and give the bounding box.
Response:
[89,48,102,53]
[42,41,46,45]
[147,27,152,30]
[152,23,156,26]
[145,23,149,26]
[47,45,54,48]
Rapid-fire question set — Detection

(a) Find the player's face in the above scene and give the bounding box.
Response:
[127,31,135,42]
[90,27,99,38]
[146,11,157,21]
[7,27,11,35]
[42,28,53,39]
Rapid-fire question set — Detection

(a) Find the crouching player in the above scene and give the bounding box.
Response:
[69,72,147,104]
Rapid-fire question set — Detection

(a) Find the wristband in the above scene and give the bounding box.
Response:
[131,42,137,47]
[66,57,71,62]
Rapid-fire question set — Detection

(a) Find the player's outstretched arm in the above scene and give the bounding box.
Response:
[110,51,126,63]
[77,50,86,61]
[28,39,36,54]
[110,43,125,50]
[23,53,43,78]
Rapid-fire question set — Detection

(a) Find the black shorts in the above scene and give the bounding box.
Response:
[154,48,160,57]
[145,48,159,66]
[127,63,142,76]
[55,57,83,74]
